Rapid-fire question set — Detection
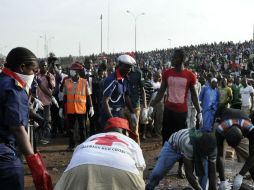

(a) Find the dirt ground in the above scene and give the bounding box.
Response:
[24,135,254,190]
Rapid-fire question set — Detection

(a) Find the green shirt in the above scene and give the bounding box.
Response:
[231,84,242,105]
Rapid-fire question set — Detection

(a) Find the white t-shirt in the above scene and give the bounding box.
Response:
[151,81,161,101]
[58,73,68,101]
[152,81,161,90]
[64,132,146,175]
[240,85,254,106]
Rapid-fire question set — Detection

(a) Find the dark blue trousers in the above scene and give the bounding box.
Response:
[0,144,24,190]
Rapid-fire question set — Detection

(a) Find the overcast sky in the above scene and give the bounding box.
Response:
[0,0,254,57]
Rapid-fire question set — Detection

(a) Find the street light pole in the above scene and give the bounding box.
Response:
[126,10,145,52]
[168,38,172,49]
[100,14,103,54]
[135,19,137,52]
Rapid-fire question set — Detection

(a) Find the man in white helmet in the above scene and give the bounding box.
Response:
[101,54,138,141]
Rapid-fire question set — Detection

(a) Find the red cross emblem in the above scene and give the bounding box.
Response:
[92,135,128,146]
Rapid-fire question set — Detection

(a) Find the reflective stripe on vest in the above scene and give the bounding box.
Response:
[65,78,87,114]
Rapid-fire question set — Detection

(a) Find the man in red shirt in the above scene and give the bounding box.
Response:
[150,49,202,177]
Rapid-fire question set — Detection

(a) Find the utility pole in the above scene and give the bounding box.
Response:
[126,11,145,52]
[79,42,81,57]
[253,24,254,41]
[40,34,54,58]
[107,0,110,53]
[100,14,103,54]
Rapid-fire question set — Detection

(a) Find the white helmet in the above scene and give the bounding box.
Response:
[117,54,136,65]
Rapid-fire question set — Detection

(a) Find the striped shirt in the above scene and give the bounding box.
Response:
[216,108,254,136]
[217,119,254,135]
[141,80,154,105]
[168,129,216,161]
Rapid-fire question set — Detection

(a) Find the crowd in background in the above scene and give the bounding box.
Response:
[20,40,254,145]
[1,39,254,190]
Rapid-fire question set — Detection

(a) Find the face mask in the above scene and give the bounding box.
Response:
[69,70,77,77]
[58,69,62,74]
[15,72,34,93]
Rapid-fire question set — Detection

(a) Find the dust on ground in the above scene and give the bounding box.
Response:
[24,136,253,190]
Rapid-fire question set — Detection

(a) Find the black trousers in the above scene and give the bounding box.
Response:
[162,107,187,145]
[67,114,86,147]
[51,103,62,136]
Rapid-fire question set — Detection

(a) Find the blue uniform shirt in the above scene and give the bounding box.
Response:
[0,69,29,144]
[102,69,128,109]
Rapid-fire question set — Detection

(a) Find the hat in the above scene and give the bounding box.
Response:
[104,117,137,140]
[211,78,218,83]
[117,54,136,65]
[70,61,84,70]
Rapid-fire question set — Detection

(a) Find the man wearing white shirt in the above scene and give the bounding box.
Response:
[55,117,146,190]
[187,76,201,129]
[240,77,254,116]
[151,71,163,137]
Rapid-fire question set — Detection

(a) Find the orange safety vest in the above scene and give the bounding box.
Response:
[64,78,87,114]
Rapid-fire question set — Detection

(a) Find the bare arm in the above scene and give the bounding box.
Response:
[87,95,93,108]
[46,72,55,90]
[150,79,167,107]
[183,157,202,190]
[190,85,201,113]
[250,93,254,111]
[102,96,113,118]
[38,83,52,97]
[141,87,147,108]
[10,125,34,156]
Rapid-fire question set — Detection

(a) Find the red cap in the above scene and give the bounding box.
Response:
[70,61,84,70]
[104,117,137,140]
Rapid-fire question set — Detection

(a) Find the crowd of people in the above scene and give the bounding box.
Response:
[0,39,254,190]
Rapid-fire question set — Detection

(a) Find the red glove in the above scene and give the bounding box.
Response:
[25,153,53,190]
